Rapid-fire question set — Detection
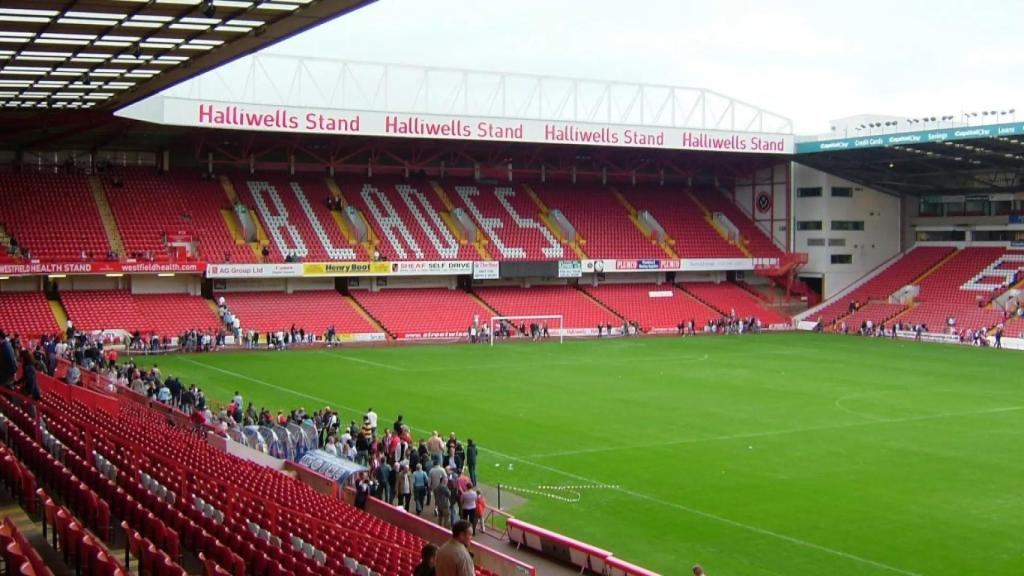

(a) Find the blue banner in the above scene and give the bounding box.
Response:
[796,122,1024,154]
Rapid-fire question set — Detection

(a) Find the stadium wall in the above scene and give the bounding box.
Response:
[131,274,202,295]
[792,163,901,298]
[733,163,789,250]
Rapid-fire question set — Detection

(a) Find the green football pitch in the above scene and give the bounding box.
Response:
[140,333,1023,576]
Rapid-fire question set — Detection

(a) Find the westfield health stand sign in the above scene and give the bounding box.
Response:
[117,96,794,155]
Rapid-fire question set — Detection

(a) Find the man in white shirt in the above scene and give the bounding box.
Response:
[366,408,378,435]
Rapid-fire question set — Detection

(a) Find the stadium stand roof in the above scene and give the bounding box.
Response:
[0,0,373,112]
[795,120,1024,197]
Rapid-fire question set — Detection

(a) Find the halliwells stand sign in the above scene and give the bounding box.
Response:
[117,97,794,155]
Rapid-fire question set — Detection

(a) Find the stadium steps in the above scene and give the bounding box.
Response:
[47,298,68,331]
[467,289,501,317]
[218,175,269,256]
[218,174,240,204]
[677,284,728,315]
[609,186,677,258]
[219,209,247,244]
[574,286,625,321]
[247,211,272,258]
[343,292,392,338]
[0,491,74,576]
[521,184,588,259]
[688,191,753,258]
[325,178,362,245]
[911,247,961,285]
[886,301,919,325]
[431,180,494,259]
[86,175,122,257]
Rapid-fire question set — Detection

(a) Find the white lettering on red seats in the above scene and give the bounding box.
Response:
[289,182,356,260]
[494,187,563,258]
[962,254,1024,291]
[248,181,307,258]
[455,185,524,258]
[360,184,422,260]
[396,185,460,259]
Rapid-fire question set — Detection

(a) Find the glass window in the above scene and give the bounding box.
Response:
[831,187,853,197]
[806,238,826,246]
[830,254,853,264]
[797,220,823,231]
[797,187,823,198]
[831,220,865,231]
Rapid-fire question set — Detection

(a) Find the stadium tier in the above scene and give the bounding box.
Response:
[621,188,744,258]
[0,169,803,265]
[896,247,1017,332]
[812,246,955,326]
[350,288,493,339]
[473,285,619,329]
[582,284,719,332]
[679,282,791,326]
[534,184,666,260]
[61,290,220,336]
[0,171,112,261]
[215,291,379,335]
[339,177,478,261]
[0,291,60,339]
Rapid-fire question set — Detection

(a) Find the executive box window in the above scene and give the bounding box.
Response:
[828,238,846,246]
[915,230,966,242]
[806,238,826,246]
[831,220,864,231]
[830,254,853,264]
[797,220,823,231]
[831,187,854,197]
[797,187,823,198]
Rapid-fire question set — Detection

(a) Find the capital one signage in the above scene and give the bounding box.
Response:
[117,96,794,155]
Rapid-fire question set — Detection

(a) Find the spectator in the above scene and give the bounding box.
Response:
[354,472,371,510]
[17,349,40,401]
[474,489,487,534]
[465,438,478,489]
[414,543,438,576]
[436,520,474,576]
[396,463,413,511]
[460,484,478,534]
[324,436,339,457]
[65,363,81,386]
[0,331,15,388]
[413,463,429,515]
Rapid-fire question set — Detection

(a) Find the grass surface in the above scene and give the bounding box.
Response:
[139,333,1023,576]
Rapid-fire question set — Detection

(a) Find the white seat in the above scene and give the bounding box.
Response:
[302,543,314,559]
[343,556,357,570]
[290,536,303,552]
[269,535,282,548]
[314,550,326,566]
[246,521,260,535]
[357,565,371,576]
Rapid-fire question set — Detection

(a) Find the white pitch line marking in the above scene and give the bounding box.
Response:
[175,358,929,576]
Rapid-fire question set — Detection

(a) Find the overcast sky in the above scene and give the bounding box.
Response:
[250,0,1021,134]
